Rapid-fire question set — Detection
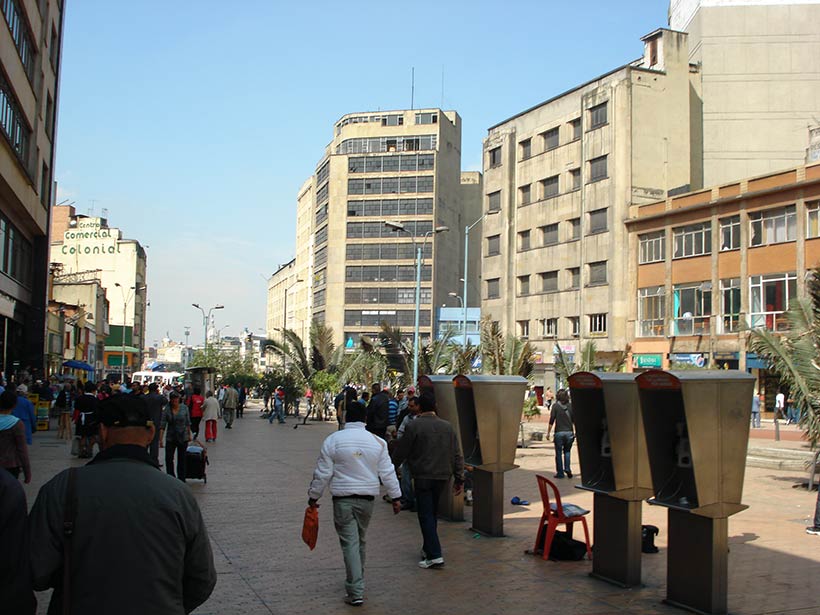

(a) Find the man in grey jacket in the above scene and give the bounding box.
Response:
[222,384,239,429]
[392,391,464,569]
[28,394,216,614]
[308,401,401,607]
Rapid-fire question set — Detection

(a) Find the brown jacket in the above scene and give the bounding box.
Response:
[391,414,464,482]
[0,420,30,481]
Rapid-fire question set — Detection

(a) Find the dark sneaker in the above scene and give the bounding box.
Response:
[807,526,820,536]
[418,557,444,569]
[566,471,573,478]
[553,473,565,479]
[344,595,363,606]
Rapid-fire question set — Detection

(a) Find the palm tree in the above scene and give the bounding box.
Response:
[449,340,481,375]
[748,268,820,446]
[478,316,534,377]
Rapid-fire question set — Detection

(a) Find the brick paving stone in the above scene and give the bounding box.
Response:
[21,400,820,614]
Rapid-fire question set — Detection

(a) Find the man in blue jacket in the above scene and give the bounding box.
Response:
[12,385,35,445]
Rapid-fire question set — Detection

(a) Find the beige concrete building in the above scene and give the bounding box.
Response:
[0,0,64,376]
[481,29,694,383]
[670,0,820,187]
[51,272,110,376]
[266,258,308,342]
[294,109,482,351]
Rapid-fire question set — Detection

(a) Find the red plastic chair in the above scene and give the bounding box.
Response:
[534,474,592,561]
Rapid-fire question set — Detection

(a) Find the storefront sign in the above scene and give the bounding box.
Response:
[633,354,663,368]
[670,353,707,367]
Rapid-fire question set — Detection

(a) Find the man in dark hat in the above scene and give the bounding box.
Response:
[28,394,216,614]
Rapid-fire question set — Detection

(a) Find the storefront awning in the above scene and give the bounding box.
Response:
[63,360,94,371]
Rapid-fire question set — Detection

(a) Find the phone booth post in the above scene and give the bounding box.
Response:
[636,370,754,615]
[417,374,464,522]
[568,372,652,588]
[453,374,528,537]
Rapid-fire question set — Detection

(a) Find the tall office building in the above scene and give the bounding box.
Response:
[0,0,64,377]
[297,109,482,350]
[481,29,693,382]
[670,0,820,187]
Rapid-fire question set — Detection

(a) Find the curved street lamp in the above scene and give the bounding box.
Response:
[192,303,224,349]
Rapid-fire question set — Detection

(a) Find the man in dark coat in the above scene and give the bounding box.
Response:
[365,383,390,439]
[143,383,167,465]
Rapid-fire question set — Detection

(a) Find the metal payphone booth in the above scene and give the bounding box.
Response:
[636,370,754,615]
[453,374,528,537]
[417,374,464,522]
[568,372,652,588]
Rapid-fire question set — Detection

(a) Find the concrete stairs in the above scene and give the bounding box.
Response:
[746,445,817,472]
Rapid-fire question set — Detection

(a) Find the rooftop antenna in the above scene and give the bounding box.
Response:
[101,207,108,220]
[411,67,415,110]
[89,198,98,217]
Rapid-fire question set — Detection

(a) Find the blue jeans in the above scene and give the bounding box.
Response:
[554,431,574,477]
[400,462,415,508]
[751,410,761,428]
[269,403,285,424]
[415,478,446,559]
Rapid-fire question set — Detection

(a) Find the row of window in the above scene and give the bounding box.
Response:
[336,135,437,155]
[348,153,434,174]
[345,264,432,283]
[336,113,437,134]
[347,220,433,239]
[315,225,327,246]
[514,261,607,296]
[316,160,330,184]
[314,246,327,268]
[348,176,434,195]
[316,182,328,204]
[344,309,431,327]
[1,0,35,81]
[0,69,29,167]
[638,272,797,337]
[0,213,33,288]
[347,197,433,218]
[346,242,432,261]
[639,204,819,264]
[313,289,326,308]
[315,203,328,227]
[517,314,606,339]
[344,287,432,305]
[487,212,605,257]
[488,102,608,168]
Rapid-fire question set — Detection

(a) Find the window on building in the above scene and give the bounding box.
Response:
[750,206,796,247]
[519,138,532,160]
[50,24,59,68]
[639,231,665,264]
[719,215,740,251]
[518,230,530,251]
[569,218,581,240]
[519,184,531,206]
[517,320,530,338]
[569,316,580,337]
[40,162,49,206]
[589,313,607,335]
[570,118,582,140]
[589,155,608,182]
[0,70,30,166]
[543,127,559,151]
[673,282,712,336]
[487,191,501,212]
[486,278,500,299]
[749,272,796,332]
[568,267,580,289]
[720,278,741,333]
[541,175,559,199]
[540,270,558,293]
[487,235,500,256]
[488,146,502,168]
[45,93,54,140]
[588,208,607,234]
[807,202,820,238]
[570,168,581,190]
[541,223,558,246]
[382,114,404,126]
[588,261,607,285]
[589,102,608,128]
[1,0,35,80]
[517,275,530,296]
[638,286,665,337]
[541,318,558,338]
[415,112,437,125]
[673,222,711,258]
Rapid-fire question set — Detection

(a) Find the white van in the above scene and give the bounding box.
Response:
[131,371,183,387]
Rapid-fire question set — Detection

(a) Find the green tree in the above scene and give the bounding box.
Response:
[479,317,534,377]
[190,347,257,385]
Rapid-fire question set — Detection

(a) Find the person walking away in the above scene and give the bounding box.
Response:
[387,390,399,428]
[546,389,575,478]
[0,391,30,483]
[365,383,389,439]
[307,401,401,606]
[160,392,192,481]
[73,381,99,458]
[222,384,238,429]
[775,389,785,420]
[143,383,167,465]
[751,393,762,428]
[28,394,216,614]
[263,388,271,414]
[217,384,226,417]
[544,386,555,411]
[12,385,36,446]
[189,386,205,439]
[392,392,464,568]
[305,387,313,416]
[270,386,286,424]
[237,383,246,418]
[55,384,72,440]
[202,391,220,442]
[0,463,36,613]
[395,395,420,510]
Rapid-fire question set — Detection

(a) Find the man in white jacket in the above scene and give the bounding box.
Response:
[308,401,401,607]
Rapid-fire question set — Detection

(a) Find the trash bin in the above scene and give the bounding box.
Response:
[453,374,528,537]
[569,371,652,587]
[417,374,464,522]
[636,369,754,615]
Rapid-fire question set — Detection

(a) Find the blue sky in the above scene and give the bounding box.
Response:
[54,0,669,346]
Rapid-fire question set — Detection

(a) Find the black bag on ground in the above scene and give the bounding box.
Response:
[547,530,588,561]
[185,444,208,481]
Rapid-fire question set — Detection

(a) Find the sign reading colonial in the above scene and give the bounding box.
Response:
[61,217,122,255]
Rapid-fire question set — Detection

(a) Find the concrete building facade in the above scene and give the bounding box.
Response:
[670,0,820,187]
[481,29,694,383]
[0,0,64,378]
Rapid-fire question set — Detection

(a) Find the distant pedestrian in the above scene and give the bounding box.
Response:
[202,390,220,442]
[751,393,762,428]
[160,391,191,481]
[335,386,357,430]
[546,389,575,479]
[307,401,401,606]
[237,383,246,418]
[392,392,464,569]
[189,386,205,439]
[73,381,99,458]
[12,385,35,445]
[544,386,555,410]
[223,384,238,429]
[143,383,167,465]
[0,391,30,483]
[775,389,786,420]
[365,383,389,439]
[269,387,285,424]
[55,384,72,440]
[387,390,399,427]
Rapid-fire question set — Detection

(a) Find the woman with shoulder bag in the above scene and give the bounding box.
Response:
[546,389,575,479]
[159,391,192,481]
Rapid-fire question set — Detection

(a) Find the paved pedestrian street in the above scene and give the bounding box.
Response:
[23,401,820,615]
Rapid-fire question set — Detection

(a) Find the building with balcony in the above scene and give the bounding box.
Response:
[626,161,820,396]
[0,0,64,378]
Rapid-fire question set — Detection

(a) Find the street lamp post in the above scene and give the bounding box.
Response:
[385,221,449,386]
[115,283,146,382]
[183,326,190,369]
[191,303,224,349]
[462,215,484,348]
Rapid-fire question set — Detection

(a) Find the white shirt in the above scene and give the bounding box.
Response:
[308,422,401,500]
[775,393,785,409]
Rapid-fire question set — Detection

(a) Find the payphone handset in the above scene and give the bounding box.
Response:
[600,417,612,458]
[675,422,692,469]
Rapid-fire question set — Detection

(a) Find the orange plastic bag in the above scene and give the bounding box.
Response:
[302,505,319,550]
